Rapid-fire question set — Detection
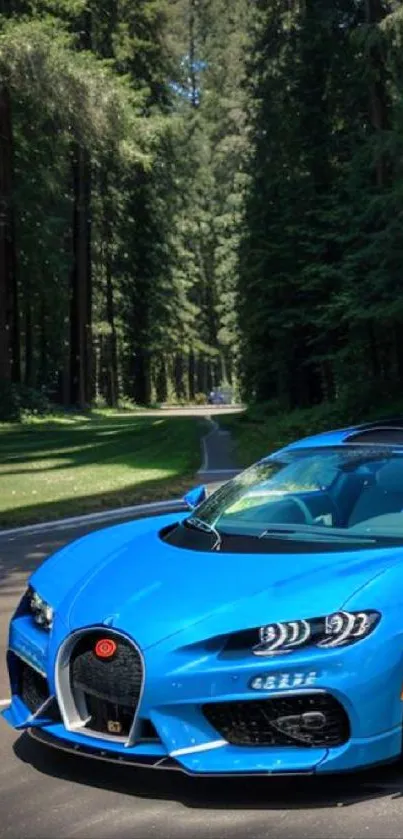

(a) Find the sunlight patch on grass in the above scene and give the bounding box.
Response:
[0,411,206,526]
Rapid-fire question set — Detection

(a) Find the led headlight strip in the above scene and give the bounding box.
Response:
[258,619,311,654]
[28,586,54,631]
[252,610,380,656]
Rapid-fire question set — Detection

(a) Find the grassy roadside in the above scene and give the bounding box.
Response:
[0,410,206,527]
[217,399,403,468]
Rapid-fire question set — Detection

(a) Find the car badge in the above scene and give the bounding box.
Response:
[107,720,122,734]
[94,638,117,659]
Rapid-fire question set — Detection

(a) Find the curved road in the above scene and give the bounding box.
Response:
[2,409,403,837]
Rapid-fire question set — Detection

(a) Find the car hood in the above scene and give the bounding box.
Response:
[31,514,403,651]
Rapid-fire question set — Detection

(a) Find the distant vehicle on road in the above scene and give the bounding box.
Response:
[208,388,225,405]
[5,417,403,777]
[208,386,234,404]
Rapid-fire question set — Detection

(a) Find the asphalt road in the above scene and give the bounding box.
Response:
[3,413,403,837]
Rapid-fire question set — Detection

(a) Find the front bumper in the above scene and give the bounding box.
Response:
[20,723,402,777]
[3,613,403,776]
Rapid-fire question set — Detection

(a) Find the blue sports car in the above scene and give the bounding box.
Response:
[5,418,403,777]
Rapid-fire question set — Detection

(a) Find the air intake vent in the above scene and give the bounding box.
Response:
[20,662,49,713]
[203,693,350,748]
[16,659,60,721]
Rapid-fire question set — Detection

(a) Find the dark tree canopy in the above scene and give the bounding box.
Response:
[1,0,403,418]
[239,0,403,412]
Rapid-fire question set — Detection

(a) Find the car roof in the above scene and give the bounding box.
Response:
[277,417,403,454]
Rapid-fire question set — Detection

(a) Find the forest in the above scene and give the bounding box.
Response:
[0,1,403,419]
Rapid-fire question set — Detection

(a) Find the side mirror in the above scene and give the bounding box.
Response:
[183,485,207,510]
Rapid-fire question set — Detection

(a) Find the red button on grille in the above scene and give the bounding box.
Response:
[94,638,117,659]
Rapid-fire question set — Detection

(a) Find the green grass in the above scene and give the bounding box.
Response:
[217,398,403,468]
[0,410,206,527]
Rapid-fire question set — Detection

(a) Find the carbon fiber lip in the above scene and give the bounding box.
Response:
[29,728,180,770]
[28,728,315,777]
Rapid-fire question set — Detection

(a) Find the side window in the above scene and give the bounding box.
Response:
[222,456,338,521]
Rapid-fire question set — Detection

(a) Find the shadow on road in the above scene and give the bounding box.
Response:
[0,535,68,589]
[13,732,403,811]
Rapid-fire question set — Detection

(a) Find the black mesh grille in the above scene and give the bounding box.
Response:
[18,660,60,721]
[203,693,350,748]
[20,662,49,713]
[82,700,158,740]
[70,631,143,737]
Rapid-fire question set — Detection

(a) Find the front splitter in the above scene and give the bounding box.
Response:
[28,727,315,777]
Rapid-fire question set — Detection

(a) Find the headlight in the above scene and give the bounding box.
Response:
[28,586,53,630]
[252,610,380,656]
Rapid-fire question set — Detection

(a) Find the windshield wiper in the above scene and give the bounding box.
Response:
[258,525,377,545]
[186,517,222,551]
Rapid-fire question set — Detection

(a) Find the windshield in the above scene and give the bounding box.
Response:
[186,446,403,545]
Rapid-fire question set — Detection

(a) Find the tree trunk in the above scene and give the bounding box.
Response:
[24,299,33,386]
[155,354,168,403]
[69,7,92,407]
[0,84,20,382]
[98,334,108,401]
[188,0,198,108]
[291,335,323,408]
[220,352,228,386]
[39,295,47,387]
[206,360,213,393]
[364,0,390,187]
[102,170,118,406]
[196,354,206,394]
[188,349,195,399]
[174,352,186,400]
[131,349,151,406]
[393,322,403,386]
[69,143,92,408]
[85,157,93,404]
[322,359,335,402]
[367,321,380,379]
[105,265,118,407]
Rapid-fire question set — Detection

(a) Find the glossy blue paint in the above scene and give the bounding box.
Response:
[25,528,401,654]
[4,427,403,776]
[184,485,207,509]
[285,428,354,450]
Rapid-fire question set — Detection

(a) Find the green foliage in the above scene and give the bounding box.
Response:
[238,0,403,414]
[0,1,250,416]
[0,380,50,421]
[9,0,403,425]
[229,390,403,470]
[165,0,248,398]
[0,16,147,157]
